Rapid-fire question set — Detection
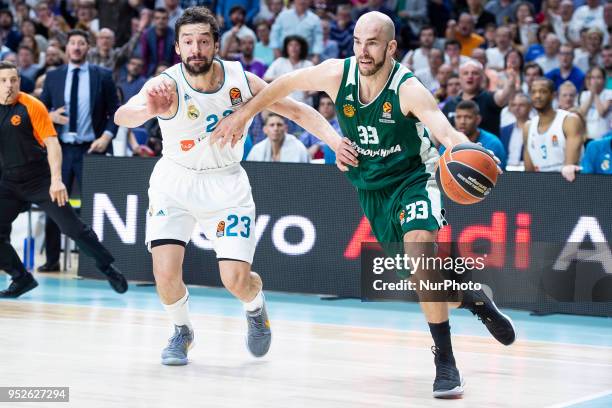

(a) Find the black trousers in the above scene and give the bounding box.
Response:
[0,221,26,279]
[0,168,114,280]
[44,143,89,264]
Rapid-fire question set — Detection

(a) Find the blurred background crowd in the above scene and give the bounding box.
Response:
[0,0,610,173]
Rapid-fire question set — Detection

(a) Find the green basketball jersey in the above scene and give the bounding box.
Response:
[335,57,439,190]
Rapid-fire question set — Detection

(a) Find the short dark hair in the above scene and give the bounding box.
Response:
[17,45,33,54]
[0,61,18,72]
[536,24,554,41]
[175,6,220,43]
[264,112,285,125]
[419,25,435,35]
[524,61,543,76]
[282,35,308,60]
[0,9,13,21]
[456,100,480,114]
[318,92,333,102]
[66,29,90,45]
[484,22,497,31]
[154,7,169,15]
[229,5,246,16]
[444,39,461,50]
[531,77,555,93]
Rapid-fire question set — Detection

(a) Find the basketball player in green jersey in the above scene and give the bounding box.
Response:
[212,11,515,398]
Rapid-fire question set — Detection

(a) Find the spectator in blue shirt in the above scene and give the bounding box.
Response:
[254,21,275,66]
[300,93,342,160]
[319,19,339,62]
[524,24,553,63]
[118,57,146,102]
[270,0,323,63]
[545,44,586,91]
[329,4,354,59]
[439,100,507,170]
[217,0,259,30]
[581,135,612,174]
[0,9,22,52]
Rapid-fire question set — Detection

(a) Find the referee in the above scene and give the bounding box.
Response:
[0,61,128,298]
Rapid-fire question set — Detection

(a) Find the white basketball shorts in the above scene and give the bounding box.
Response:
[145,157,257,263]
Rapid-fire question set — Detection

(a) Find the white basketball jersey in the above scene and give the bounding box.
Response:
[157,60,254,170]
[527,109,570,172]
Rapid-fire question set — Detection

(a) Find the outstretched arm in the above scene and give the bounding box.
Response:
[243,71,358,169]
[399,78,469,149]
[400,78,502,172]
[211,59,345,147]
[114,75,177,128]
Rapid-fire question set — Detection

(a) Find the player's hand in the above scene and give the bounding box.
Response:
[211,111,247,148]
[49,179,68,207]
[335,137,359,171]
[145,78,174,116]
[88,134,112,154]
[561,164,581,182]
[477,143,503,175]
[50,106,69,125]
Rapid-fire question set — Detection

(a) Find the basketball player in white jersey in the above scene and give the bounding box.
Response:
[114,7,358,366]
[523,78,583,182]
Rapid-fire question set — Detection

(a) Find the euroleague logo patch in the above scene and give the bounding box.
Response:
[216,220,226,237]
[551,134,559,147]
[180,139,195,151]
[382,102,392,119]
[229,87,243,106]
[10,115,21,126]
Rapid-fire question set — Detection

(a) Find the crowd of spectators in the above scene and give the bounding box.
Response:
[0,0,610,173]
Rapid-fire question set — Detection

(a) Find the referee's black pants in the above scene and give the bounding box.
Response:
[0,169,114,280]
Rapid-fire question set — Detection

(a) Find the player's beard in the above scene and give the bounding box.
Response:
[183,55,213,75]
[358,50,386,77]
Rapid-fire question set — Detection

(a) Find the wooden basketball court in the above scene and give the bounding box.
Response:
[1,274,611,408]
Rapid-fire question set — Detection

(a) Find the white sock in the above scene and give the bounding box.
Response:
[243,290,264,312]
[163,289,193,330]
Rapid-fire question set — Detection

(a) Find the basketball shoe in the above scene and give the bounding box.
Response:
[460,288,516,345]
[161,325,194,365]
[246,296,271,357]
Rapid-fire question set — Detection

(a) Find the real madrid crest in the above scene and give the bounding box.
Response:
[184,93,200,120]
[187,104,200,120]
[343,104,355,118]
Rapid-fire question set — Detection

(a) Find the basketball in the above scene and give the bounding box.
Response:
[436,142,498,205]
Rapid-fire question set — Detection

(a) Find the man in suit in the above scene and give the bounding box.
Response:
[38,29,119,271]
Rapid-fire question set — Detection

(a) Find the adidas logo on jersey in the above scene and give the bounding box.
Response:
[345,94,354,101]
